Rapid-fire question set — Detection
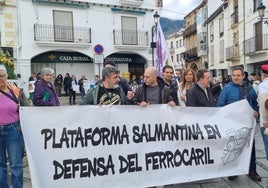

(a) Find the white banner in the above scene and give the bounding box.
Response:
[20,100,255,188]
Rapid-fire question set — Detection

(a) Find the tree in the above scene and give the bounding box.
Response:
[0,48,16,79]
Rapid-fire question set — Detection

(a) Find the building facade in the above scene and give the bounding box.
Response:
[183,0,207,71]
[15,0,160,95]
[0,0,17,67]
[166,28,185,69]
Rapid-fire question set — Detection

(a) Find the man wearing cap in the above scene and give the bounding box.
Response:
[258,65,268,161]
[217,66,261,182]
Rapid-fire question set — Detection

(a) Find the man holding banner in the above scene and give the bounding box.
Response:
[132,66,175,107]
[217,66,261,181]
[80,66,133,105]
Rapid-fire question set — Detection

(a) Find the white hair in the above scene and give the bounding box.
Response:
[0,64,7,75]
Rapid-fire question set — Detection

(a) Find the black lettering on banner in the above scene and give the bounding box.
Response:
[132,123,207,143]
[41,125,130,149]
[145,147,214,171]
[41,129,52,149]
[204,124,221,139]
[53,155,115,180]
[118,153,142,173]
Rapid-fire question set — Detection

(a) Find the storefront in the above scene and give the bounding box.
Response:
[31,51,94,80]
[104,53,147,79]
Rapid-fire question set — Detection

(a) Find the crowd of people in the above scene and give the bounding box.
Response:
[2,61,268,187]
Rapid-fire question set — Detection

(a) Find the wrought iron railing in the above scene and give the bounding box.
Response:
[244,34,268,55]
[34,24,91,43]
[113,29,148,46]
[226,44,240,60]
[183,47,198,62]
[183,23,197,37]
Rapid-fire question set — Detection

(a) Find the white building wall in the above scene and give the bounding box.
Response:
[244,0,268,73]
[17,0,158,95]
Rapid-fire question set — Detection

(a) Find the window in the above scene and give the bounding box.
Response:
[210,45,214,66]
[210,23,214,42]
[53,10,73,42]
[219,40,224,62]
[176,40,178,48]
[170,41,173,49]
[176,54,179,62]
[155,0,163,7]
[253,0,261,11]
[219,16,224,37]
[121,16,137,45]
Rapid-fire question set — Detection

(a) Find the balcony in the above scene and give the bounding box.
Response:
[226,44,240,61]
[244,34,268,55]
[113,29,148,49]
[34,24,91,47]
[183,23,197,37]
[119,0,143,6]
[183,47,198,62]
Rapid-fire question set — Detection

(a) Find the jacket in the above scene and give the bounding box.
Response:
[95,76,132,95]
[132,77,173,105]
[33,79,60,106]
[165,80,179,105]
[216,81,258,111]
[186,83,216,107]
[80,84,129,105]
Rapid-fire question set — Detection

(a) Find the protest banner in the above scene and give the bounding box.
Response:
[20,99,255,188]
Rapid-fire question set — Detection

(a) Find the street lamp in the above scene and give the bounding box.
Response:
[257,3,268,25]
[151,12,160,66]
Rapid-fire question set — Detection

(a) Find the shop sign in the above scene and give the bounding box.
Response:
[32,51,93,63]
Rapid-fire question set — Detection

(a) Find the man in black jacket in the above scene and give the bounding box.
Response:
[186,69,215,107]
[162,65,179,105]
[133,66,175,107]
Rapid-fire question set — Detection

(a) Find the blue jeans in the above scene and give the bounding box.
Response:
[0,122,25,188]
[260,127,268,160]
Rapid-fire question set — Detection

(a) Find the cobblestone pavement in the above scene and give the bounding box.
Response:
[20,96,268,187]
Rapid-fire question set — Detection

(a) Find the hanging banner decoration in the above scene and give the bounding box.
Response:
[20,100,255,188]
[156,22,169,76]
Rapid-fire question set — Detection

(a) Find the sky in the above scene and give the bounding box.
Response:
[161,0,203,20]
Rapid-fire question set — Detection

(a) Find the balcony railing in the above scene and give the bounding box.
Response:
[183,23,197,37]
[113,29,148,46]
[183,47,198,62]
[34,24,91,44]
[226,44,240,61]
[244,34,268,55]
